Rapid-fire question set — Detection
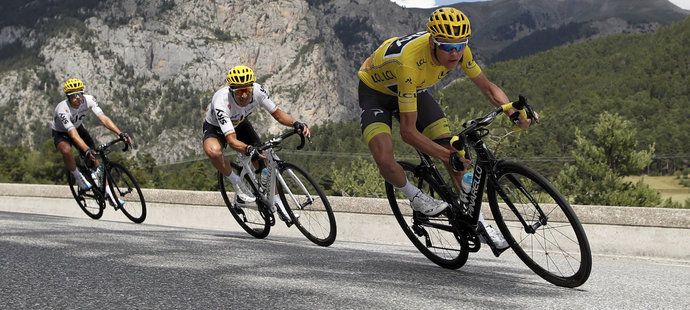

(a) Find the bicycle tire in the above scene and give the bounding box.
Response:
[67,167,104,219]
[487,161,592,288]
[219,170,271,239]
[386,161,469,269]
[108,163,147,223]
[277,162,337,247]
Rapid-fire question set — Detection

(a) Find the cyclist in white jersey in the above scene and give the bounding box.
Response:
[51,78,133,192]
[202,65,310,204]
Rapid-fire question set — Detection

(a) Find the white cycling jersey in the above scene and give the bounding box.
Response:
[204,83,278,135]
[50,95,104,132]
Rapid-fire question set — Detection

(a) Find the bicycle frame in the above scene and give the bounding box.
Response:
[411,101,549,238]
[233,130,311,213]
[80,137,130,205]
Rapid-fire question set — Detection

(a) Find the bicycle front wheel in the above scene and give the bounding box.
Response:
[108,163,147,223]
[277,163,336,247]
[386,161,469,270]
[487,161,592,288]
[219,171,271,239]
[67,168,104,219]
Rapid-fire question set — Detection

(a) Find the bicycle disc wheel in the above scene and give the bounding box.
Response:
[108,163,147,223]
[277,162,337,247]
[487,161,592,288]
[386,161,469,269]
[219,171,271,239]
[67,168,104,219]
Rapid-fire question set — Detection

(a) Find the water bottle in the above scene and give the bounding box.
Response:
[260,167,271,192]
[460,170,473,204]
[91,164,104,188]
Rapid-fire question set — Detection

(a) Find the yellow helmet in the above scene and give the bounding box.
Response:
[63,78,85,94]
[426,7,471,40]
[226,65,255,86]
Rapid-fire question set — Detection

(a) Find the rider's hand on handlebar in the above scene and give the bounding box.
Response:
[84,148,98,163]
[119,132,134,146]
[293,121,311,138]
[449,152,470,172]
[244,145,265,160]
[510,110,539,129]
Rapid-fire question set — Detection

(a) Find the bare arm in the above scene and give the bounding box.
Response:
[96,114,123,136]
[470,72,532,128]
[225,132,251,155]
[271,108,296,126]
[399,111,452,163]
[470,72,509,109]
[66,128,90,152]
[97,114,135,144]
[271,108,311,137]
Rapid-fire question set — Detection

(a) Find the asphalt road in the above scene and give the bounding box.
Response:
[1,211,689,309]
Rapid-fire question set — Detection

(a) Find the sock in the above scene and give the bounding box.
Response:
[396,179,421,200]
[71,169,81,178]
[226,171,241,184]
[478,211,487,227]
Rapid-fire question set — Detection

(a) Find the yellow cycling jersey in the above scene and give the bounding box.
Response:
[357,32,482,113]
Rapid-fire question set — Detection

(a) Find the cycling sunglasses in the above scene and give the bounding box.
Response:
[230,86,253,97]
[66,92,84,100]
[432,38,468,53]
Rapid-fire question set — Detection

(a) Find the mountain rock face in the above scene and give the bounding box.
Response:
[0,0,686,163]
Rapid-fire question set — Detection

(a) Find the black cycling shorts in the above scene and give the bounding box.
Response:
[202,120,261,149]
[52,125,96,155]
[358,80,450,144]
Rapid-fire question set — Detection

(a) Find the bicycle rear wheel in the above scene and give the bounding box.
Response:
[487,161,592,288]
[108,163,147,223]
[277,162,336,247]
[219,170,271,239]
[67,168,104,219]
[386,161,469,269]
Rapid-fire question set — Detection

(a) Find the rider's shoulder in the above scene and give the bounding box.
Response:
[213,85,230,92]
[253,82,270,97]
[54,100,69,110]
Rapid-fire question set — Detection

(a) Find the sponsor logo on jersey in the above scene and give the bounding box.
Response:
[59,114,69,125]
[466,60,477,69]
[405,77,413,85]
[373,109,384,117]
[260,85,269,98]
[416,58,427,67]
[215,109,228,125]
[372,70,395,83]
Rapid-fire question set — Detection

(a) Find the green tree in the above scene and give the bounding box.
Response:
[329,158,385,197]
[555,112,660,207]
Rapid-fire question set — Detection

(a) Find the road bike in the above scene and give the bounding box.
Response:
[67,137,147,223]
[385,96,592,287]
[218,130,337,247]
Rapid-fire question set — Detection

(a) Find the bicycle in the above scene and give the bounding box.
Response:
[218,129,337,247]
[67,137,147,224]
[385,96,592,288]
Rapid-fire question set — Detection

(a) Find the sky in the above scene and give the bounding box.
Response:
[390,0,690,10]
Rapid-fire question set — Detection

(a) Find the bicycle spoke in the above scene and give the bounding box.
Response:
[278,163,336,246]
[490,161,591,287]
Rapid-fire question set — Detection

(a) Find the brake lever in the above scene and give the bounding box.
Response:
[296,132,306,150]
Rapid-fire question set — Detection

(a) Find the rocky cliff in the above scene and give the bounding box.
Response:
[0,0,686,163]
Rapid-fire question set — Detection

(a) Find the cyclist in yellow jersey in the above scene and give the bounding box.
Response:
[358,7,534,248]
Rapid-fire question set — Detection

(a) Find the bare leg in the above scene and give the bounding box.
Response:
[203,137,233,176]
[367,133,406,187]
[57,141,77,171]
